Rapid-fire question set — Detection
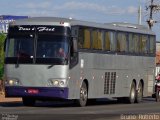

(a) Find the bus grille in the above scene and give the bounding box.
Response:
[104,72,116,94]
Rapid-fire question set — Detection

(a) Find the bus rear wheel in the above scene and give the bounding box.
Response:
[22,97,36,106]
[125,82,136,104]
[135,82,143,103]
[77,82,88,107]
[156,90,160,102]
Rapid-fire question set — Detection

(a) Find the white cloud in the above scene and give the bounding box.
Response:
[15,1,138,17]
[17,1,51,9]
[127,6,138,14]
[18,10,58,17]
[108,6,125,15]
[57,1,106,11]
[55,1,128,15]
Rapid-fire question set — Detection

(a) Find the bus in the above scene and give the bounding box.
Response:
[4,17,156,107]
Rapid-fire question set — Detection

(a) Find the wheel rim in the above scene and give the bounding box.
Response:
[80,87,87,102]
[137,84,143,101]
[131,87,135,101]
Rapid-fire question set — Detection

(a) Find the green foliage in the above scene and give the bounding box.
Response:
[0,33,6,80]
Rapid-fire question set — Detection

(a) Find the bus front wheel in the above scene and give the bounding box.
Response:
[22,97,36,106]
[77,82,88,107]
[135,82,143,103]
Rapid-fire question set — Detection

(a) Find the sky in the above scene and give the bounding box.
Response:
[0,0,160,40]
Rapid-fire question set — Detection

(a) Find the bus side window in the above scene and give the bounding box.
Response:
[149,36,155,54]
[70,37,78,68]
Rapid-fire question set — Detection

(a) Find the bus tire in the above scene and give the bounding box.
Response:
[22,97,35,106]
[125,82,136,104]
[135,82,143,103]
[156,90,160,102]
[77,82,88,107]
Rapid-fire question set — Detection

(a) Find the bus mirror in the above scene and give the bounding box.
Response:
[72,37,78,52]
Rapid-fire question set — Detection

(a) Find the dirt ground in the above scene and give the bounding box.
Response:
[0,93,22,103]
[0,80,21,103]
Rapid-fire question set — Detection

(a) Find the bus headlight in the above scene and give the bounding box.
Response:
[7,79,20,86]
[9,80,14,85]
[59,81,65,86]
[53,80,59,86]
[48,79,66,87]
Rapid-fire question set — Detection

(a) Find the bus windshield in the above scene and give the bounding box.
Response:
[6,32,35,64]
[36,34,69,64]
[37,35,68,58]
[6,25,70,65]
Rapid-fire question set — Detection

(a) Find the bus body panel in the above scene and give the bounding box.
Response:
[5,65,68,87]
[68,53,155,99]
[5,65,69,99]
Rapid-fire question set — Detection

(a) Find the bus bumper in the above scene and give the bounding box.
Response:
[5,86,68,99]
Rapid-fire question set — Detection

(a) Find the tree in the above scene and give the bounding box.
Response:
[0,33,6,80]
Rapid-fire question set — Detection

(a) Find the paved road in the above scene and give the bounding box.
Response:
[0,97,160,120]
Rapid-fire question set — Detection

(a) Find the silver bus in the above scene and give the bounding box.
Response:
[4,17,156,107]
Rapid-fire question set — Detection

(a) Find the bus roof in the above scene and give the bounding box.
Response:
[10,17,155,35]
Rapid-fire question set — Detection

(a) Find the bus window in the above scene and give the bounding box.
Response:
[78,28,91,49]
[70,37,78,68]
[149,36,155,54]
[140,35,147,53]
[92,30,102,50]
[117,32,127,52]
[7,37,34,58]
[105,32,110,51]
[133,34,139,53]
[7,38,15,57]
[110,32,115,51]
[105,31,115,51]
[98,31,103,50]
[128,33,134,53]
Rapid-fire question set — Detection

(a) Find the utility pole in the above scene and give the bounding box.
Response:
[146,0,160,29]
[147,0,154,29]
[138,0,142,25]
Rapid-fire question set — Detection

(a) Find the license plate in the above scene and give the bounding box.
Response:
[27,89,39,94]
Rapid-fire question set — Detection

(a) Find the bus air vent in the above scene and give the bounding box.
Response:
[104,72,116,94]
[104,72,110,94]
[110,72,116,94]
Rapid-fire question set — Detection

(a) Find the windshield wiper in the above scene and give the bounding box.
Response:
[47,64,55,69]
[15,56,19,68]
[47,58,68,69]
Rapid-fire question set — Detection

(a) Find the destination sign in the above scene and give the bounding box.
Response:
[8,25,71,36]
[18,26,55,32]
